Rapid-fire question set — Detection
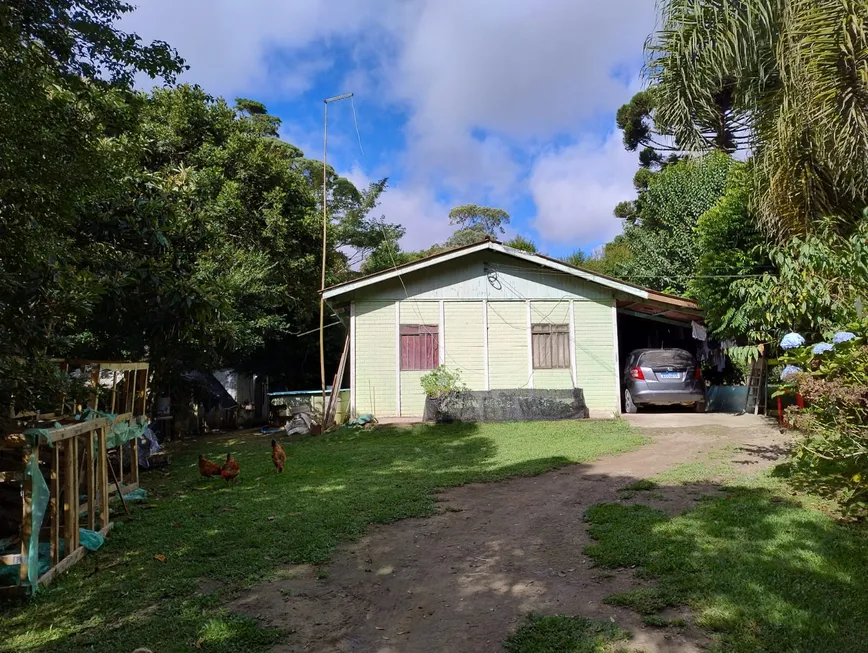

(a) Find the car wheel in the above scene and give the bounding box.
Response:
[694,401,706,413]
[624,389,638,414]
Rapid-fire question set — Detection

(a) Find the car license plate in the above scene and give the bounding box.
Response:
[659,371,681,379]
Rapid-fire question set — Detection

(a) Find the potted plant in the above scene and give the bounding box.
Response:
[420,366,466,422]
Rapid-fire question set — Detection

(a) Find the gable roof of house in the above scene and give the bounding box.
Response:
[323,239,701,321]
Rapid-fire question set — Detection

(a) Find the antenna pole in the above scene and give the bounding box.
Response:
[320,93,354,426]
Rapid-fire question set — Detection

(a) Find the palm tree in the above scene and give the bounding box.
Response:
[646,0,868,235]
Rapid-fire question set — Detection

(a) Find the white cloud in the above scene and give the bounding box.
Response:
[529,131,636,248]
[343,168,452,252]
[122,0,384,96]
[386,0,655,193]
[123,1,657,249]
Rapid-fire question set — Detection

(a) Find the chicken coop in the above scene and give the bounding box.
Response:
[0,360,150,594]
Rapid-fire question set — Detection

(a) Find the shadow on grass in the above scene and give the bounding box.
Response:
[0,419,644,653]
[584,484,868,653]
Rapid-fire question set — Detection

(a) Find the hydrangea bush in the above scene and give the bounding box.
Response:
[775,321,868,517]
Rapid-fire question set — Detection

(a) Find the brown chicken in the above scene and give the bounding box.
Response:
[198,454,222,478]
[271,439,286,473]
[221,452,240,483]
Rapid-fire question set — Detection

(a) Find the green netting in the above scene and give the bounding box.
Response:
[0,527,104,589]
[120,488,147,501]
[20,428,52,594]
[78,408,148,447]
[11,410,143,595]
[78,527,105,552]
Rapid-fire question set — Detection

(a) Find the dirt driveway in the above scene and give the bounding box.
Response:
[231,415,787,653]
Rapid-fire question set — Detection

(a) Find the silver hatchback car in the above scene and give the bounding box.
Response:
[622,348,705,413]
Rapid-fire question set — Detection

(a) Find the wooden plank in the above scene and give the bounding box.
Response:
[63,361,149,372]
[86,437,95,532]
[50,447,60,566]
[117,443,123,489]
[131,435,139,488]
[71,437,79,551]
[128,369,137,414]
[44,419,108,443]
[63,441,74,556]
[89,365,100,413]
[0,554,23,565]
[324,335,350,428]
[98,427,109,529]
[20,446,32,587]
[37,522,114,588]
[110,370,118,413]
[140,368,149,417]
[120,482,139,495]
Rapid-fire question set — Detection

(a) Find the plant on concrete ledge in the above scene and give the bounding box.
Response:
[420,365,466,399]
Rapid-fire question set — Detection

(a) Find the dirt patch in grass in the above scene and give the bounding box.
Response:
[231,419,784,653]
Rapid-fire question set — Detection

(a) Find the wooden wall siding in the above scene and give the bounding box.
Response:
[353,296,618,418]
[399,301,441,417]
[444,302,486,389]
[530,301,573,390]
[574,299,618,412]
[354,301,397,417]
[356,251,612,303]
[486,302,531,390]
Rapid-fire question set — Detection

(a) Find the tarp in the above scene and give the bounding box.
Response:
[12,410,143,594]
[425,389,589,422]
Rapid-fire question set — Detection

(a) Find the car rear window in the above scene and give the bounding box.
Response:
[637,349,695,368]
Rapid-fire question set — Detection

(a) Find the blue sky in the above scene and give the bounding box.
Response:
[125,1,657,257]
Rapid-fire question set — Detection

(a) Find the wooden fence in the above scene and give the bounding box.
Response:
[0,360,149,593]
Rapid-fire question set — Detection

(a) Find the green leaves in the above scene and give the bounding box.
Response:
[648,0,868,235]
[612,152,734,294]
[724,218,868,345]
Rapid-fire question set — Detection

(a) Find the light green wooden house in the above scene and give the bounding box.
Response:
[323,240,701,420]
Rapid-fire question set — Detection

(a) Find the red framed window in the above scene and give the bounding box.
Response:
[400,324,439,370]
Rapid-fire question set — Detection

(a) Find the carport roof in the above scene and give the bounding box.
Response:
[323,239,702,324]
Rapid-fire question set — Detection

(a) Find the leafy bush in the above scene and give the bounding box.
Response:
[775,321,868,516]
[690,163,770,341]
[615,152,734,294]
[727,217,868,346]
[420,365,466,399]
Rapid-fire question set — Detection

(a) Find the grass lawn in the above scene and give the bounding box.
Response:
[584,482,868,653]
[0,419,646,653]
[504,614,637,653]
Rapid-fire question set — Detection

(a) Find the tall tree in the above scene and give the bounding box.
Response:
[648,0,868,234]
[504,235,537,253]
[446,204,510,247]
[614,153,735,294]
[0,0,184,416]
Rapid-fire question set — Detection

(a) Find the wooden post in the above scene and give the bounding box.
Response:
[110,371,118,413]
[63,441,75,557]
[89,365,100,412]
[131,430,139,487]
[86,431,95,531]
[98,426,109,529]
[128,370,137,414]
[20,446,32,588]
[71,437,79,551]
[58,361,69,417]
[117,441,123,490]
[50,446,60,565]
